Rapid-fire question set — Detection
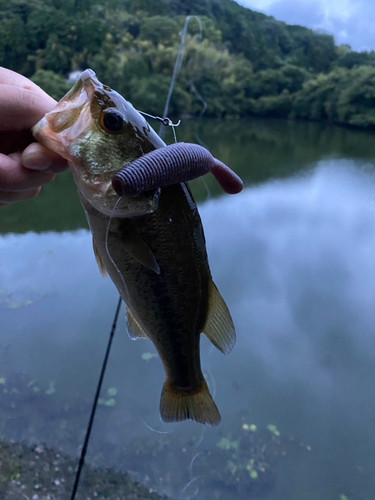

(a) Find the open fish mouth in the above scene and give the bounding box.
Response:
[32,69,162,217]
[32,70,99,158]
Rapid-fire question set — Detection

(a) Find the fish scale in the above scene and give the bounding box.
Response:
[33,69,236,425]
[97,183,208,390]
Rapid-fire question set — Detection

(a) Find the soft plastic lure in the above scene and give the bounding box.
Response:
[111,142,243,197]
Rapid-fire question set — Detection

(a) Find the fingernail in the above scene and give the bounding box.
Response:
[23,154,52,170]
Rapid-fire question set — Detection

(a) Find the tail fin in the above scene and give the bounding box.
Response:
[160,380,221,426]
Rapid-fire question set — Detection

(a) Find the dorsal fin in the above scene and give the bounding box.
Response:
[122,227,160,275]
[92,237,107,277]
[126,306,149,340]
[202,280,236,355]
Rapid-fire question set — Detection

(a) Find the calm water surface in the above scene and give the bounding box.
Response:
[1,118,375,499]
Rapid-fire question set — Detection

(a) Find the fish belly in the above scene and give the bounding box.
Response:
[81,183,221,425]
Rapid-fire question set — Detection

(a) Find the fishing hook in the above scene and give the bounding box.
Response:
[137,110,181,127]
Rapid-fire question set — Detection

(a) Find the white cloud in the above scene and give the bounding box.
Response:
[235,0,375,51]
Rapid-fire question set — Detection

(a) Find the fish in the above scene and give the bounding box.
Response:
[33,69,235,425]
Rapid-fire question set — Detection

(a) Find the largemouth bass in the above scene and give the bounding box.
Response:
[33,69,235,425]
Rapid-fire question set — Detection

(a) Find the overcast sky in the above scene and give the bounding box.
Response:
[236,0,375,52]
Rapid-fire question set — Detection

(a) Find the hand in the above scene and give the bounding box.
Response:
[0,67,68,208]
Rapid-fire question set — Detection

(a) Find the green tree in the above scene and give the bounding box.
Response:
[336,66,375,128]
[0,13,28,72]
[140,16,180,45]
[30,69,71,100]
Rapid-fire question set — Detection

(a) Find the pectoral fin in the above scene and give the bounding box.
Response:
[92,237,107,277]
[126,307,149,340]
[202,280,236,355]
[122,227,160,274]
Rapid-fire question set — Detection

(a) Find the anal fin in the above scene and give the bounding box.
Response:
[202,280,236,355]
[126,307,149,340]
[92,237,107,277]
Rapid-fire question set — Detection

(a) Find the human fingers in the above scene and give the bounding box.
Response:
[0,129,33,156]
[0,186,41,207]
[0,67,53,100]
[0,152,55,191]
[0,84,55,131]
[22,143,68,174]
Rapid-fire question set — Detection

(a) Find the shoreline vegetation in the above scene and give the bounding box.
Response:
[2,0,375,130]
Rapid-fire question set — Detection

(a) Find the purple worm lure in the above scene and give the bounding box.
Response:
[111,142,244,197]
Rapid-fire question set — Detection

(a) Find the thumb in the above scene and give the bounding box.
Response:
[0,84,56,131]
[22,143,68,174]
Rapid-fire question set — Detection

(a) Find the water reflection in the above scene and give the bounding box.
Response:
[2,156,375,498]
[2,117,375,234]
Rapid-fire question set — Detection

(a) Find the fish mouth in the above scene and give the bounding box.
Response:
[32,70,100,159]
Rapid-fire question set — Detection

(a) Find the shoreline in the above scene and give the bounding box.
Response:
[0,440,171,500]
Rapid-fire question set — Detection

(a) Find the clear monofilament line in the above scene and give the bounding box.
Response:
[172,124,178,143]
[71,198,131,499]
[137,109,180,143]
[104,196,130,305]
[159,15,202,139]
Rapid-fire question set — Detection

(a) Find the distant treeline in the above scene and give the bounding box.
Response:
[2,0,375,129]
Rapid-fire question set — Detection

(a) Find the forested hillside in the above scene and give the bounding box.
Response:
[2,0,375,128]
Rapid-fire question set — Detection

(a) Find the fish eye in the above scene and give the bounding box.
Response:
[101,108,124,133]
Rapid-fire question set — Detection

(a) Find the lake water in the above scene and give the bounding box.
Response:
[1,118,375,499]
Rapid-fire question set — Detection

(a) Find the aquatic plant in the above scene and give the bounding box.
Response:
[197,416,285,498]
[0,372,323,499]
[141,352,159,362]
[98,387,118,406]
[0,443,21,488]
[0,286,48,310]
[118,412,289,499]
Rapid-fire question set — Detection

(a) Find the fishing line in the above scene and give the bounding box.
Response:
[138,110,180,143]
[183,486,200,500]
[206,345,217,399]
[139,419,172,434]
[159,15,203,139]
[190,92,212,202]
[195,347,216,448]
[171,124,178,144]
[180,346,216,498]
[189,452,203,475]
[104,196,131,304]
[70,296,122,500]
[137,411,172,434]
[181,476,199,494]
[138,110,181,128]
[194,347,216,448]
[71,197,126,499]
[158,16,216,499]
[188,81,208,121]
[72,15,206,499]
